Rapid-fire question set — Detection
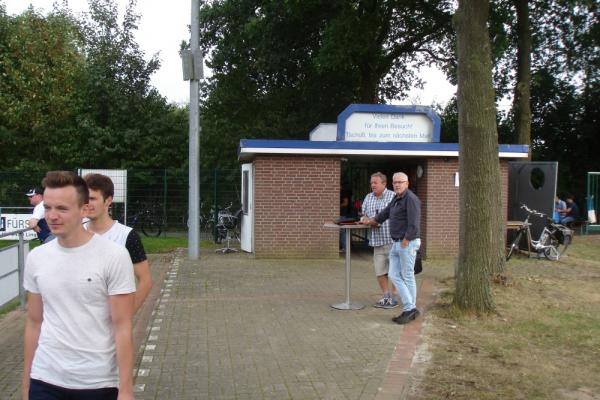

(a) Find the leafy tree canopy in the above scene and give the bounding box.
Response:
[0,0,188,171]
[440,0,599,199]
[198,0,454,169]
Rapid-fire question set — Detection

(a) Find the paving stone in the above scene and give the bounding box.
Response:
[1,248,434,400]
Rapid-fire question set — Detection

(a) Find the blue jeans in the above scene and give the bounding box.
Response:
[389,239,421,312]
[560,216,575,225]
[29,379,118,400]
[42,233,56,244]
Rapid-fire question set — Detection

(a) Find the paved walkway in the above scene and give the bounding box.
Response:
[0,249,435,400]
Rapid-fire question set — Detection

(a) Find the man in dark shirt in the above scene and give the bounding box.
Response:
[560,194,579,226]
[84,173,152,313]
[361,172,421,324]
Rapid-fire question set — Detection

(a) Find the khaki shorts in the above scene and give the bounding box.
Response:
[373,243,392,276]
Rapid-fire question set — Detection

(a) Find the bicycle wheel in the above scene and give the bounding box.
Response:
[506,231,523,261]
[543,231,571,261]
[141,219,162,237]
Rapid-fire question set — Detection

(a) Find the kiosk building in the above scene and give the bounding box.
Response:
[237,104,529,258]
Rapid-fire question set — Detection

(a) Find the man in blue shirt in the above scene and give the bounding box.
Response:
[553,196,566,223]
[560,194,579,226]
[362,172,422,325]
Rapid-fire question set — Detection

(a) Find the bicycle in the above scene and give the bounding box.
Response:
[506,204,573,261]
[199,204,217,233]
[127,206,165,237]
[215,203,241,242]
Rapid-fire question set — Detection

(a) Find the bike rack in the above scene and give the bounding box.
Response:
[215,209,241,254]
[215,238,238,253]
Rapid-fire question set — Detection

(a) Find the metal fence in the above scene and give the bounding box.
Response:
[0,227,30,309]
[0,168,241,240]
[586,172,600,234]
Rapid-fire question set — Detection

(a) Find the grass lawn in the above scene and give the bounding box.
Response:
[412,234,600,399]
[141,236,218,253]
[0,299,20,316]
[1,235,214,254]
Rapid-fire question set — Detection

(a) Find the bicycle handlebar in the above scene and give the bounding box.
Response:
[520,204,547,219]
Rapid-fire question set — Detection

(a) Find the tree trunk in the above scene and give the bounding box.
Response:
[453,0,505,313]
[513,0,532,157]
[358,65,380,103]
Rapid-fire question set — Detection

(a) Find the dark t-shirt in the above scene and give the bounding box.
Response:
[125,230,147,264]
[566,202,579,219]
[36,219,52,242]
[375,189,421,241]
[340,189,353,216]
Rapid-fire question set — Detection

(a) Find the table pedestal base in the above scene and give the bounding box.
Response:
[330,302,364,310]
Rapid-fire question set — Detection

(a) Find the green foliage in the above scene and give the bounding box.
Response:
[141,236,187,253]
[530,69,600,199]
[70,0,188,169]
[0,0,188,172]
[198,0,454,171]
[518,1,599,198]
[0,6,85,170]
[437,1,599,201]
[0,298,20,316]
[141,237,220,253]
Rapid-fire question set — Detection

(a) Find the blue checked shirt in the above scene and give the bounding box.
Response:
[362,189,395,247]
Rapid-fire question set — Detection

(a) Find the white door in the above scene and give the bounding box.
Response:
[240,163,254,252]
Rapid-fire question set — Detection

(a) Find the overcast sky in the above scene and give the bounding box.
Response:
[4,0,456,107]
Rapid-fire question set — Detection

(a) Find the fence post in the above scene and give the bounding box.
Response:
[18,232,26,310]
[213,169,218,242]
[163,169,168,237]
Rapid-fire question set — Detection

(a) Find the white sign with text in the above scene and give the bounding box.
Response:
[0,214,37,240]
[78,169,127,203]
[344,112,433,142]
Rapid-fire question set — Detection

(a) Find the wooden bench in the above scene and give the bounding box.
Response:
[506,220,532,256]
[567,219,590,235]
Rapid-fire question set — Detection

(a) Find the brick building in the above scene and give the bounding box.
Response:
[237,105,528,258]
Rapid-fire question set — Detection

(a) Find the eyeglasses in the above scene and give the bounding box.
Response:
[392,181,408,184]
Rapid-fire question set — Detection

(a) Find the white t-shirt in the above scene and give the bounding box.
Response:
[23,234,136,389]
[32,202,45,219]
[99,221,132,247]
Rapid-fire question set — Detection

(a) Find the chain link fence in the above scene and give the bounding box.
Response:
[0,168,241,241]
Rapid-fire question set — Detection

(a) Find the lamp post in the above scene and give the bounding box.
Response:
[182,0,203,259]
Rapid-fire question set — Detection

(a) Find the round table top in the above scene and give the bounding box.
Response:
[323,223,370,229]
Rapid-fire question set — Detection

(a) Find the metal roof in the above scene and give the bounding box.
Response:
[238,139,529,162]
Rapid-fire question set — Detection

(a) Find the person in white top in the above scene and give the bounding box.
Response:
[23,171,136,400]
[83,173,153,312]
[26,187,55,243]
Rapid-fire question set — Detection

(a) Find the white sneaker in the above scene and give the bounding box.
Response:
[373,296,387,308]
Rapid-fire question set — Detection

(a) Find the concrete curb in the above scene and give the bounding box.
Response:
[133,254,174,366]
[375,279,435,400]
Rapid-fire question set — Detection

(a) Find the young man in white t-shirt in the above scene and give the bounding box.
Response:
[23,171,136,400]
[83,173,153,312]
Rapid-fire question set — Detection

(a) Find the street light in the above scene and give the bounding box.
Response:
[182,0,203,260]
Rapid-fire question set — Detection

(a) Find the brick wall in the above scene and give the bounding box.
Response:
[253,155,340,258]
[422,158,509,257]
[251,155,510,259]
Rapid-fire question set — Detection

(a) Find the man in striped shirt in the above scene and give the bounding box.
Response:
[361,172,397,309]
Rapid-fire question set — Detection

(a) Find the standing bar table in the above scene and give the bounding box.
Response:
[324,223,369,310]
